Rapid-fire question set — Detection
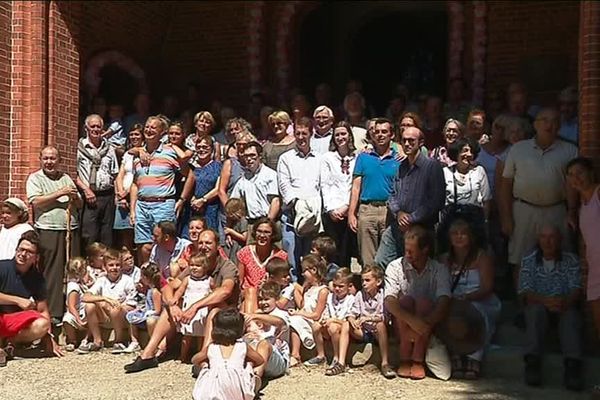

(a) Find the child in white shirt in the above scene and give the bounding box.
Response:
[79,249,137,354]
[62,257,89,351]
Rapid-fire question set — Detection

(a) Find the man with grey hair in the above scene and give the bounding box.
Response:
[76,114,119,249]
[518,224,583,390]
[312,105,335,155]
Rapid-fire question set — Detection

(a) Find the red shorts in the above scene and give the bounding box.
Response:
[0,310,43,338]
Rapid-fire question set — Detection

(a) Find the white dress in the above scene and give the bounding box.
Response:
[192,341,256,400]
[288,284,327,349]
[0,223,34,260]
[179,276,212,336]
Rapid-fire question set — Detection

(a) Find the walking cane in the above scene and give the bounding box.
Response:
[64,199,72,291]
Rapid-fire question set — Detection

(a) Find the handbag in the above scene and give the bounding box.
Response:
[437,167,487,253]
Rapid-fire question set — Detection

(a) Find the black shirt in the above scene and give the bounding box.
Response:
[0,259,47,314]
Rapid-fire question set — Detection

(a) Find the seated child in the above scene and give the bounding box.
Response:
[173,253,213,362]
[340,265,394,379]
[223,198,248,264]
[305,268,355,372]
[120,247,141,285]
[62,257,89,351]
[288,255,329,367]
[266,258,297,311]
[192,308,264,400]
[311,235,340,286]
[79,249,137,354]
[244,281,291,383]
[84,242,108,288]
[125,262,163,353]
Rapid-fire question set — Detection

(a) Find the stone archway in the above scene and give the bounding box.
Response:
[83,50,148,101]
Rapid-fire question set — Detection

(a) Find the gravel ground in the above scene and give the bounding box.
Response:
[0,351,590,400]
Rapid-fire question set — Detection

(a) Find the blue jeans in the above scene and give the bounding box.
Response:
[374,224,405,270]
[281,211,313,283]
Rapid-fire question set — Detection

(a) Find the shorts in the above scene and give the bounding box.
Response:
[134,199,176,244]
[114,204,133,230]
[265,347,288,378]
[361,327,377,344]
[0,310,43,338]
[62,310,87,330]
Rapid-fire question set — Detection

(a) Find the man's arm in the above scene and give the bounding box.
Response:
[267,196,281,221]
[189,278,235,312]
[276,156,294,207]
[348,176,362,232]
[424,295,451,326]
[0,292,34,309]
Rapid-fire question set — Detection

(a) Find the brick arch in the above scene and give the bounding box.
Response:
[83,50,148,99]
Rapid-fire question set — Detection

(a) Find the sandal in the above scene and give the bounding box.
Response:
[410,361,426,380]
[325,361,346,376]
[464,358,481,380]
[451,355,465,379]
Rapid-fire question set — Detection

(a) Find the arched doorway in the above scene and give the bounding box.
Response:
[296,3,448,115]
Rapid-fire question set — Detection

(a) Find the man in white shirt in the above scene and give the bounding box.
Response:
[277,117,321,281]
[230,142,280,224]
[311,105,335,155]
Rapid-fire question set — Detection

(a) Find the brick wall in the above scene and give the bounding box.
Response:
[486,1,579,105]
[0,1,11,198]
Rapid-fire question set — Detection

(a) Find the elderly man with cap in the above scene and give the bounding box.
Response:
[557,86,578,146]
[0,198,34,260]
[518,224,583,391]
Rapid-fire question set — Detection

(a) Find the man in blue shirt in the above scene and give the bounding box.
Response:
[374,127,445,268]
[348,118,399,267]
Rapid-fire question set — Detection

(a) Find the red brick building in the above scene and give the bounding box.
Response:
[0,1,598,199]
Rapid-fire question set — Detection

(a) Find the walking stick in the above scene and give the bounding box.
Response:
[64,199,72,290]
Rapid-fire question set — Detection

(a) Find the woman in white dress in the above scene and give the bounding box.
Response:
[0,197,33,260]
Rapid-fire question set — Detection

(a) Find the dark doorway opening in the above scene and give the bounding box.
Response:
[349,11,448,114]
[98,64,138,112]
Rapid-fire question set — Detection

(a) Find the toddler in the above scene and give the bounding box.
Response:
[192,308,263,400]
[85,242,108,288]
[288,255,329,367]
[62,257,89,351]
[223,198,248,263]
[266,258,297,310]
[311,235,340,285]
[124,262,162,353]
[174,253,213,362]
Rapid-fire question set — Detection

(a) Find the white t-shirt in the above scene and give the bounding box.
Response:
[323,293,355,320]
[65,281,86,318]
[87,274,137,307]
[265,307,290,360]
[122,266,141,284]
[280,283,296,310]
[0,223,34,260]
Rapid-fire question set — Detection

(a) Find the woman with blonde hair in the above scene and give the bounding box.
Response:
[185,111,222,161]
[262,111,296,171]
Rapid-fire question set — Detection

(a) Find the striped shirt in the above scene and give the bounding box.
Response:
[133,143,180,198]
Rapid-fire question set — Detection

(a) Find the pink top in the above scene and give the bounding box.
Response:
[237,245,287,290]
[580,185,600,301]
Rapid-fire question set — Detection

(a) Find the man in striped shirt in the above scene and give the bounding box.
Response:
[130,116,180,263]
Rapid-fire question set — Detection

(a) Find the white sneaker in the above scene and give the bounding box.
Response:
[111,342,127,354]
[123,342,141,354]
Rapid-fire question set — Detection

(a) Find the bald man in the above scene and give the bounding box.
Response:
[26,146,83,324]
[500,108,578,272]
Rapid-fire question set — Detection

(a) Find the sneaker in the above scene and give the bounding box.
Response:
[77,341,102,354]
[304,356,326,366]
[352,343,373,366]
[123,342,141,354]
[65,343,76,352]
[111,343,127,354]
[124,356,158,373]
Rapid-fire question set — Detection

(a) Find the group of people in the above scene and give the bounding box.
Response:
[0,78,597,398]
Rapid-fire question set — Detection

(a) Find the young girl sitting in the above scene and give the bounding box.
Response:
[266,258,297,311]
[125,262,162,353]
[223,198,248,264]
[311,235,340,285]
[62,257,89,351]
[192,308,264,400]
[174,253,213,362]
[84,242,108,288]
[120,247,141,285]
[288,254,329,367]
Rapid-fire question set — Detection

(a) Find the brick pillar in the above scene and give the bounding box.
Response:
[0,2,12,199]
[10,1,49,198]
[579,1,600,166]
